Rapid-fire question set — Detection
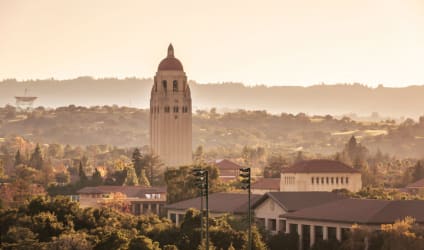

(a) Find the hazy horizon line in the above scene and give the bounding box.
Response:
[1,76,423,89]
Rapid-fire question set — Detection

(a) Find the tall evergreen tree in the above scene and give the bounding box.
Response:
[141,153,163,185]
[29,144,43,170]
[78,161,88,183]
[14,149,23,166]
[138,169,151,187]
[124,166,139,186]
[91,168,103,186]
[132,148,143,178]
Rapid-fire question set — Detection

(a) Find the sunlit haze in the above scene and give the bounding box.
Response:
[1,0,423,87]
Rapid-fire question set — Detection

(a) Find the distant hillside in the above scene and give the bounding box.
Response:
[1,78,424,118]
[1,106,424,158]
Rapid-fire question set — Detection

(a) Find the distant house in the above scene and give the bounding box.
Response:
[251,178,280,194]
[213,159,243,182]
[252,192,345,234]
[405,178,424,194]
[281,160,362,192]
[77,185,166,216]
[165,192,261,224]
[282,199,424,249]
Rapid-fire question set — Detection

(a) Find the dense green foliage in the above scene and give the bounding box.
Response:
[0,197,266,250]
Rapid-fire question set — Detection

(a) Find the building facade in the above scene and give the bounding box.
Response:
[252,192,344,235]
[77,185,167,216]
[282,199,424,249]
[150,44,192,167]
[165,192,261,225]
[280,160,362,192]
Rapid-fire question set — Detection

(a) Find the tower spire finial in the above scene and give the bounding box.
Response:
[167,43,174,58]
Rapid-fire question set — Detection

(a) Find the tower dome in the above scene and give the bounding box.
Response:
[157,44,184,71]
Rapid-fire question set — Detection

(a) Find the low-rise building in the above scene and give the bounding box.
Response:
[405,178,424,194]
[165,192,261,224]
[252,192,345,234]
[77,185,166,216]
[282,199,424,249]
[281,160,362,192]
[251,178,280,194]
[213,159,242,183]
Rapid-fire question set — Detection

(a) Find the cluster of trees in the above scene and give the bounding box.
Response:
[4,105,424,158]
[0,196,267,250]
[2,195,423,250]
[0,138,165,208]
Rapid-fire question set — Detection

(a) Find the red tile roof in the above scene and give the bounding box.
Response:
[252,192,345,212]
[215,159,242,170]
[165,192,261,214]
[282,199,424,224]
[283,160,359,174]
[406,178,424,189]
[252,178,280,190]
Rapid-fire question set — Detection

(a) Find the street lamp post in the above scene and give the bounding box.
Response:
[192,168,209,250]
[240,167,252,250]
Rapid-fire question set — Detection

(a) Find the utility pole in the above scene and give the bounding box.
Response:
[192,167,209,250]
[240,167,251,250]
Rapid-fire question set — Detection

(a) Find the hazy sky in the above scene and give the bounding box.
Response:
[1,0,423,87]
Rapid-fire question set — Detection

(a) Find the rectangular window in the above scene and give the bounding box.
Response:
[346,177,349,184]
[164,106,170,113]
[328,227,337,240]
[143,203,149,213]
[315,226,323,241]
[268,219,277,231]
[321,177,324,184]
[135,203,141,215]
[331,177,334,184]
[279,220,286,233]
[311,177,314,184]
[151,204,157,213]
[173,80,178,92]
[326,177,329,184]
[336,177,339,184]
[341,177,344,184]
[173,106,179,113]
[256,218,265,229]
[162,80,167,91]
[170,213,176,223]
[289,224,298,234]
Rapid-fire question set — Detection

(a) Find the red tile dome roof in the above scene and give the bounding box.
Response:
[158,44,184,71]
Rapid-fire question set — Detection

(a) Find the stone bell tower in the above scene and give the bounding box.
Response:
[150,44,192,167]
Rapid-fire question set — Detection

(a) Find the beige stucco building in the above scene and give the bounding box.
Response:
[282,199,424,249]
[77,186,167,216]
[150,44,192,167]
[280,160,362,192]
[252,192,344,235]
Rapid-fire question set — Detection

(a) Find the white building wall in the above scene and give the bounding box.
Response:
[254,197,287,234]
[280,172,362,192]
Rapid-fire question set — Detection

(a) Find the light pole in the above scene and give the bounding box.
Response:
[192,168,209,250]
[240,167,251,250]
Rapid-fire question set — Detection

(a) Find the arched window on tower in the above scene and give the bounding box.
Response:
[173,80,178,92]
[162,80,167,92]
